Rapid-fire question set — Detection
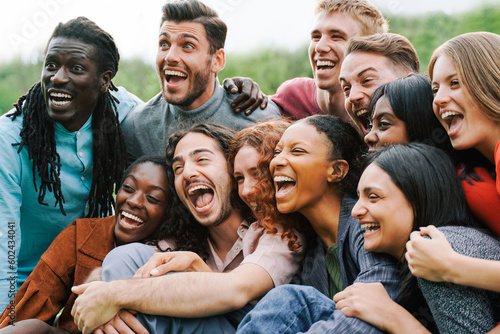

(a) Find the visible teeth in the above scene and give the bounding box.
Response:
[188,185,209,195]
[317,60,335,67]
[356,109,368,117]
[274,176,294,183]
[165,70,187,77]
[441,111,460,120]
[50,92,72,99]
[361,223,380,230]
[52,100,70,106]
[122,211,143,223]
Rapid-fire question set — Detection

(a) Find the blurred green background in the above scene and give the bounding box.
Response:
[1,3,499,115]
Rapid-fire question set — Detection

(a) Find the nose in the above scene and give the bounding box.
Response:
[315,35,330,53]
[164,45,180,64]
[351,198,367,219]
[182,161,199,180]
[270,151,288,172]
[433,86,450,108]
[126,191,144,209]
[348,84,364,106]
[51,67,69,85]
[364,128,378,147]
[240,179,257,200]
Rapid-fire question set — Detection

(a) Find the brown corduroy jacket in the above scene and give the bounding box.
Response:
[0,216,116,334]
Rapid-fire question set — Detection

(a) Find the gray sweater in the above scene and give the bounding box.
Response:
[121,83,281,159]
[418,226,500,334]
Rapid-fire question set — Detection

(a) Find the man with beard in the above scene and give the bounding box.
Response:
[122,0,280,161]
[71,123,304,334]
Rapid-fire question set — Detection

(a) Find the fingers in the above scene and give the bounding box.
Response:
[222,78,238,94]
[71,282,90,295]
[420,225,441,239]
[134,253,171,278]
[260,94,268,109]
[120,310,149,334]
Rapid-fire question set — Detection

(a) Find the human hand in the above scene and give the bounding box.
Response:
[334,282,394,331]
[71,281,121,334]
[134,251,211,278]
[93,310,148,334]
[222,76,268,114]
[405,225,456,282]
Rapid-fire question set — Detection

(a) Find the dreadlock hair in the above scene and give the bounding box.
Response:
[9,17,126,218]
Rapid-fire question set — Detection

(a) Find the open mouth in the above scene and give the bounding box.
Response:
[274,175,296,198]
[360,222,380,235]
[441,111,463,135]
[187,184,214,212]
[49,91,73,107]
[355,109,371,133]
[165,70,187,86]
[120,211,144,229]
[316,60,336,72]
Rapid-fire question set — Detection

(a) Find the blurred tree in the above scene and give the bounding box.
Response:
[1,3,499,116]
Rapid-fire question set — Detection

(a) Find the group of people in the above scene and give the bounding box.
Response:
[0,0,499,333]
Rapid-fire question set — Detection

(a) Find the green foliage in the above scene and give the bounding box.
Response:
[386,3,500,72]
[1,3,499,116]
[218,46,312,95]
[113,58,159,102]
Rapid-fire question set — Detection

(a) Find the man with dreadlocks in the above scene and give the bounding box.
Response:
[0,17,141,310]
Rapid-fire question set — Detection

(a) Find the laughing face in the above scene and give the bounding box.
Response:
[432,55,499,155]
[339,52,402,134]
[156,20,225,110]
[114,162,170,246]
[270,121,334,217]
[308,11,362,92]
[41,37,110,132]
[351,163,413,260]
[171,132,234,228]
[364,95,409,152]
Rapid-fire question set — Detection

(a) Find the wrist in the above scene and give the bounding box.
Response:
[442,251,463,284]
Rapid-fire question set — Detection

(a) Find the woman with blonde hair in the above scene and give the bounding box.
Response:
[407,31,500,307]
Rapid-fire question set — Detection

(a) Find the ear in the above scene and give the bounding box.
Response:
[327,159,349,183]
[99,70,112,93]
[211,48,226,74]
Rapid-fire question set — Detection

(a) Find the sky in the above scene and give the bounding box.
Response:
[0,0,492,65]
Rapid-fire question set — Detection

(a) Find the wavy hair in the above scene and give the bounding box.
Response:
[228,119,306,252]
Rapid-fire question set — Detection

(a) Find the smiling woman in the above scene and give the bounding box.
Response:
[335,143,500,334]
[0,155,176,333]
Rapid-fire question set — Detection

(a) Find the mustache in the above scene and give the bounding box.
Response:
[44,83,77,95]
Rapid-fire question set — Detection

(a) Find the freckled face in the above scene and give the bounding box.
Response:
[351,164,414,260]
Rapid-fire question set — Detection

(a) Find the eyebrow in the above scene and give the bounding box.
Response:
[159,32,199,41]
[372,111,395,121]
[431,73,457,85]
[359,186,383,194]
[172,148,215,164]
[123,175,169,196]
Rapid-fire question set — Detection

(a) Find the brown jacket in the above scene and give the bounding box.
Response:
[0,216,116,333]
